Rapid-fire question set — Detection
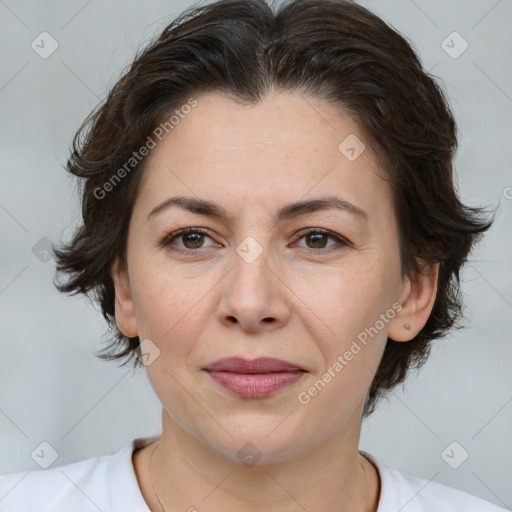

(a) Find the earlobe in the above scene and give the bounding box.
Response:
[111,259,138,338]
[388,262,440,342]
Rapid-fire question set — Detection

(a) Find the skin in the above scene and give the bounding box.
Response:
[112,91,439,512]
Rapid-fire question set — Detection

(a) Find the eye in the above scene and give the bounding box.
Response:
[293,229,349,252]
[159,227,350,254]
[160,227,217,252]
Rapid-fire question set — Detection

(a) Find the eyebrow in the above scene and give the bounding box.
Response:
[147,195,368,223]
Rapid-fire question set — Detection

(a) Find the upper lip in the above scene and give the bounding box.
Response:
[203,357,305,373]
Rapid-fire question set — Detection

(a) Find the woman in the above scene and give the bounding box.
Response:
[0,0,505,510]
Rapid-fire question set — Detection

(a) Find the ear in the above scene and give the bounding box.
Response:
[388,262,440,342]
[111,259,138,338]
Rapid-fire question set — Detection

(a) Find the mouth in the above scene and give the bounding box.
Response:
[203,357,307,398]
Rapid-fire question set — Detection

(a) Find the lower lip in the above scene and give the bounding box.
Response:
[206,371,305,398]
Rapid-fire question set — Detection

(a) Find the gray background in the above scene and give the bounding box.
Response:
[0,0,511,508]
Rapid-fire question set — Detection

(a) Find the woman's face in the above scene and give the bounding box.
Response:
[112,91,431,463]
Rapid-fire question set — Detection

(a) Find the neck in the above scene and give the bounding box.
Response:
[133,410,381,512]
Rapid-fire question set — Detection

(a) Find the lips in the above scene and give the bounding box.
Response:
[203,357,306,398]
[203,357,305,373]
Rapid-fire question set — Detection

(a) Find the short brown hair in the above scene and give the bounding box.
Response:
[53,0,495,416]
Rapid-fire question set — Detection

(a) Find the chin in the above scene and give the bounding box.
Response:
[194,414,309,466]
[216,437,302,467]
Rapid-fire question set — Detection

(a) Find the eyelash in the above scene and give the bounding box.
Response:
[159,227,350,255]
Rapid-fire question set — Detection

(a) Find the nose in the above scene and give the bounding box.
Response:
[216,244,291,333]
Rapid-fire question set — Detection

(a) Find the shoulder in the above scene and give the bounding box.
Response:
[383,466,508,511]
[0,436,158,512]
[0,450,112,512]
[361,451,508,512]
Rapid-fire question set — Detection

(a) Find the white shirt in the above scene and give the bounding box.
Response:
[0,435,507,511]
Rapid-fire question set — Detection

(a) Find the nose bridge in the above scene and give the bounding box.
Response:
[216,230,290,331]
[227,199,277,287]
[231,232,277,303]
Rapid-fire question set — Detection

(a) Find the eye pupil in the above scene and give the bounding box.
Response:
[307,233,327,248]
[183,233,204,248]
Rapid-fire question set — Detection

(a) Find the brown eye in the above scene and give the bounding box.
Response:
[161,228,216,251]
[305,232,329,249]
[180,232,205,249]
[295,229,349,252]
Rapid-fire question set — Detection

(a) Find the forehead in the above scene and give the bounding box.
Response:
[146,91,369,168]
[136,91,393,225]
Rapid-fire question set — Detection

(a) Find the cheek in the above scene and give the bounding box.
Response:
[296,259,395,344]
[293,267,393,434]
[130,260,212,354]
[132,268,214,421]
[296,258,397,407]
